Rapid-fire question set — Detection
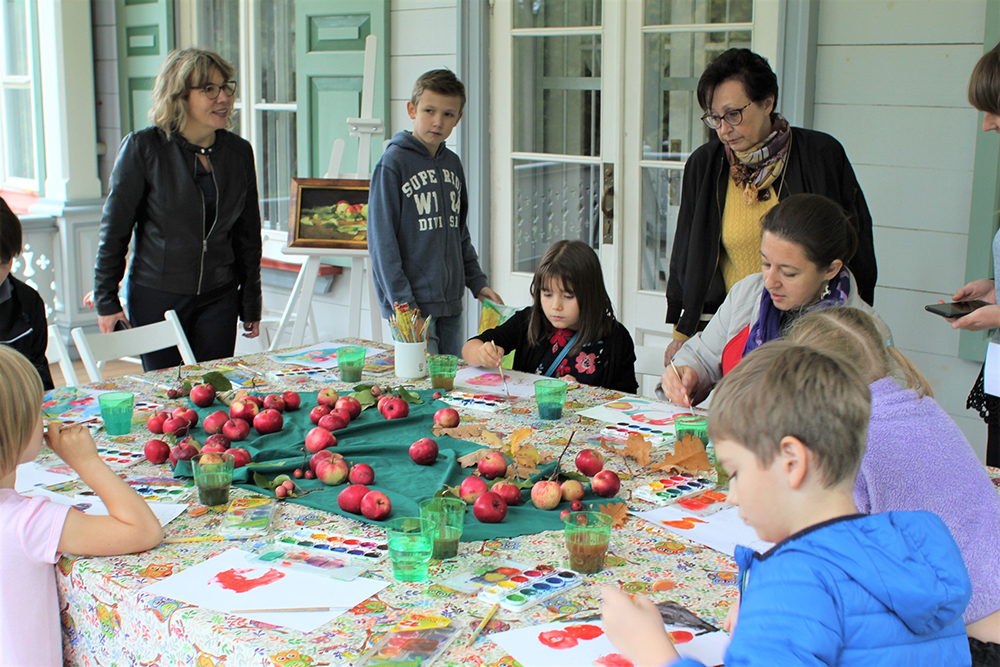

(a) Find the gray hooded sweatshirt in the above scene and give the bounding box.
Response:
[368,130,489,319]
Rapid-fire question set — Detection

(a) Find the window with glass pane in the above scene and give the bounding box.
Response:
[0,0,35,185]
[514,0,601,29]
[645,0,752,26]
[2,0,28,76]
[195,0,240,71]
[640,167,682,291]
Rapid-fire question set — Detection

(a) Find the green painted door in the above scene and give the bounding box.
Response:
[115,0,174,135]
[295,0,389,178]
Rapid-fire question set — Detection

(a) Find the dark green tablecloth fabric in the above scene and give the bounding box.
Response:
[173,390,619,541]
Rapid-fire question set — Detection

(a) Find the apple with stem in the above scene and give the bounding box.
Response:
[253,408,284,435]
[575,449,605,477]
[530,480,562,510]
[202,410,229,435]
[473,491,508,523]
[459,476,488,505]
[492,481,523,506]
[382,397,409,420]
[189,384,216,408]
[281,391,301,411]
[317,387,340,408]
[335,396,362,420]
[263,394,286,412]
[349,463,375,485]
[433,408,460,428]
[591,470,621,498]
[477,451,508,480]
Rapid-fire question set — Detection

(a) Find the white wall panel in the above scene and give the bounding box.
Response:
[389,54,459,99]
[391,7,457,55]
[855,165,972,234]
[392,0,456,10]
[872,285,961,357]
[817,0,986,45]
[872,226,968,292]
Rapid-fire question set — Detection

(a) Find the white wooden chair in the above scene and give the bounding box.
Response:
[634,345,667,399]
[46,324,79,387]
[70,310,196,382]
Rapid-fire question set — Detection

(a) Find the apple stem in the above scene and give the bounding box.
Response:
[548,429,577,481]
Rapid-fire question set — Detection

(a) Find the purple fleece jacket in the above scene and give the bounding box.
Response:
[857,377,1000,624]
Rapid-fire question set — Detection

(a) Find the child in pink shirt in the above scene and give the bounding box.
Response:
[0,347,163,665]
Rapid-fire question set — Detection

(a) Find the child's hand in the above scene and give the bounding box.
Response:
[601,587,679,667]
[45,423,101,468]
[477,286,504,305]
[723,598,740,632]
[477,342,505,368]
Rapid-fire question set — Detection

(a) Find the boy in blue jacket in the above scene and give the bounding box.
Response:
[368,69,501,356]
[603,340,973,666]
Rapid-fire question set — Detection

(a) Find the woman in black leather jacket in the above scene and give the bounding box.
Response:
[93,48,262,371]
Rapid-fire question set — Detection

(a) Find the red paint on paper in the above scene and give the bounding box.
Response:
[209,567,285,593]
[564,624,604,640]
[595,653,635,667]
[538,629,578,649]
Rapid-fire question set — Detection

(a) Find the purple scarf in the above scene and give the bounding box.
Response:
[743,268,852,356]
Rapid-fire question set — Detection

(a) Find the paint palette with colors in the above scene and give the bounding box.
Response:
[356,613,461,667]
[249,543,366,581]
[599,422,669,445]
[632,475,716,506]
[477,566,583,613]
[439,391,510,412]
[277,529,388,564]
[220,498,278,539]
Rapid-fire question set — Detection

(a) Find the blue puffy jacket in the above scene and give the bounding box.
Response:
[672,512,972,666]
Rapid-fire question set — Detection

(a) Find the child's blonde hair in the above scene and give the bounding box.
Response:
[0,346,44,475]
[788,307,933,398]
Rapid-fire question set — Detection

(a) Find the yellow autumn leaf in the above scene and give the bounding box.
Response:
[481,430,505,450]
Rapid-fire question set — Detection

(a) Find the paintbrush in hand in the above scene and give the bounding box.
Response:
[491,341,512,399]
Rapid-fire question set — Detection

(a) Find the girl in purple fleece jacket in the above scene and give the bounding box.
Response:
[790,307,1000,659]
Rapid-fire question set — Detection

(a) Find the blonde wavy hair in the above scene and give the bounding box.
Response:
[149,48,235,139]
[0,346,44,477]
[788,307,934,398]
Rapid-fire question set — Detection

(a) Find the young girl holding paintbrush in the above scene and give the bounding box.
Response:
[0,346,162,666]
[463,240,638,393]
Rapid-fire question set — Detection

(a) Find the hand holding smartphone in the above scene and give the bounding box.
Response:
[113,319,131,331]
[924,300,991,319]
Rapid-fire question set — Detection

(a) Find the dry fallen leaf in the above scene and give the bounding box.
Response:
[598,437,621,456]
[432,424,483,439]
[623,432,652,467]
[457,448,493,468]
[598,502,629,529]
[651,434,712,473]
[481,430,505,450]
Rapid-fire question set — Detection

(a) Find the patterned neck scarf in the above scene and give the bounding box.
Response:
[726,114,791,203]
[743,267,852,356]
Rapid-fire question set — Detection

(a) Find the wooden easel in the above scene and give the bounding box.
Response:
[270,35,384,350]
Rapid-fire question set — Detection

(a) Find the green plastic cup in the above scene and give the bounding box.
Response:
[563,511,613,574]
[534,379,568,420]
[191,452,235,506]
[418,496,465,559]
[337,346,366,383]
[427,354,458,391]
[98,391,134,435]
[674,415,727,485]
[386,516,433,582]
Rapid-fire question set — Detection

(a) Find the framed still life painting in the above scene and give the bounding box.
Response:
[287,177,370,250]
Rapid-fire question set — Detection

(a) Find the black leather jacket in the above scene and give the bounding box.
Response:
[94,126,262,322]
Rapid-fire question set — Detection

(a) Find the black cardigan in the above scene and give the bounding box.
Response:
[0,276,53,390]
[472,308,639,394]
[665,127,877,337]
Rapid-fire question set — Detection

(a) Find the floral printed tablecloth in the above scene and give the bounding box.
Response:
[43,340,999,666]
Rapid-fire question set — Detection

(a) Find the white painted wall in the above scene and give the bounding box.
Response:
[813,0,989,459]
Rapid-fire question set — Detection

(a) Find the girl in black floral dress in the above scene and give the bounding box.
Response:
[463,241,638,394]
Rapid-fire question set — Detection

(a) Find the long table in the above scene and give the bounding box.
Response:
[41,340,993,666]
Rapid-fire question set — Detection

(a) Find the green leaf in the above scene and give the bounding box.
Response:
[396,386,423,404]
[353,384,374,392]
[181,380,193,392]
[253,471,275,490]
[558,471,591,483]
[273,474,292,486]
[201,371,233,392]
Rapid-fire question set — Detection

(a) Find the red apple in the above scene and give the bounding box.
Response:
[318,411,349,432]
[477,451,508,480]
[473,491,508,523]
[198,452,225,465]
[382,397,409,420]
[409,438,439,465]
[531,480,562,510]
[253,408,284,435]
[178,436,201,452]
[310,405,331,424]
[144,439,170,464]
[263,394,286,412]
[168,448,178,468]
[203,434,231,451]
[305,427,337,453]
[304,469,315,480]
[202,410,229,435]
[592,470,621,498]
[459,476,489,505]
[174,443,198,462]
[230,399,259,422]
[377,394,392,416]
[433,407,460,428]
[492,480,523,506]
[317,387,340,408]
[310,449,335,473]
[229,447,251,468]
[172,407,199,427]
[338,484,371,514]
[360,490,392,520]
[571,499,584,511]
[349,463,375,485]
[335,396,362,420]
[293,468,303,479]
[162,417,190,438]
[243,395,263,408]
[222,418,250,442]
[282,391,301,411]
[316,457,350,486]
[146,411,169,434]
[189,384,216,408]
[575,449,605,477]
[561,479,585,502]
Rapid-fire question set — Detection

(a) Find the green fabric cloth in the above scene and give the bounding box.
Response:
[174,390,621,541]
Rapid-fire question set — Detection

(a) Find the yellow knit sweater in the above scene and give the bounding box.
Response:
[720,178,778,292]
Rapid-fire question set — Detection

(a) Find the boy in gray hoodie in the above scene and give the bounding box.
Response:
[368,69,501,355]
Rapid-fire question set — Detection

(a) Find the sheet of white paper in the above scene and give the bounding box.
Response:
[19,489,187,527]
[14,463,76,493]
[490,620,729,667]
[455,366,547,399]
[632,506,772,557]
[142,549,388,633]
[268,342,383,369]
[577,397,697,433]
[985,342,1000,397]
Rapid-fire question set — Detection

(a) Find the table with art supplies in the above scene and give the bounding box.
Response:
[29,338,1000,667]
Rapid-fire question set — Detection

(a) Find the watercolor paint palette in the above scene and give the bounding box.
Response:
[599,422,670,445]
[439,391,511,412]
[632,475,716,506]
[277,529,389,564]
[440,560,533,594]
[96,446,146,468]
[79,478,193,503]
[356,613,461,667]
[476,565,583,613]
[267,366,335,382]
[250,543,366,581]
[220,498,278,539]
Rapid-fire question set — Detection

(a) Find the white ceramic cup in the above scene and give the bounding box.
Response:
[394,341,428,379]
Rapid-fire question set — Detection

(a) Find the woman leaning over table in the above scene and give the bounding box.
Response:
[661,193,888,407]
[664,48,877,364]
[949,42,1000,468]
[93,48,262,371]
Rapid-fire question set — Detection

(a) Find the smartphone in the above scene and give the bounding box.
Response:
[924,300,991,319]
[113,319,130,331]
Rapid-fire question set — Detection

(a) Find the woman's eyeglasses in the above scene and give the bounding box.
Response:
[701,101,753,129]
[191,81,238,100]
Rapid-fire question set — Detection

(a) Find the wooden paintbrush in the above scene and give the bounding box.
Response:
[491,341,512,399]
